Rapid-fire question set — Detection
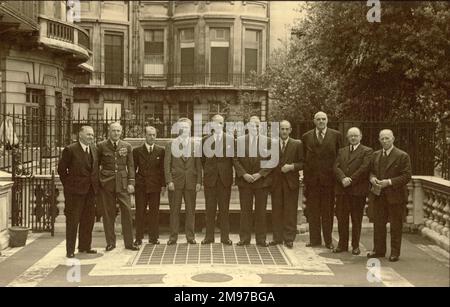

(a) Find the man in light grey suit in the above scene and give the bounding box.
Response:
[165,117,202,245]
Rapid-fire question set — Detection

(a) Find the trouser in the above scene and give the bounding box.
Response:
[306,184,335,245]
[135,188,160,241]
[169,188,197,242]
[373,193,404,257]
[238,186,269,243]
[100,188,134,248]
[271,181,299,243]
[336,194,366,249]
[64,187,96,254]
[204,181,231,242]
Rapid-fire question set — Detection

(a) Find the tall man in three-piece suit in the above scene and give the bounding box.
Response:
[333,127,373,255]
[97,122,138,251]
[201,114,234,245]
[367,129,411,262]
[234,116,273,247]
[133,126,165,246]
[302,111,342,249]
[165,117,202,245]
[58,126,99,258]
[270,120,303,249]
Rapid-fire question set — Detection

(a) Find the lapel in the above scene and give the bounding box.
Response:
[384,147,398,173]
[347,144,362,165]
[90,144,97,166]
[107,139,116,152]
[76,142,90,167]
[374,150,381,176]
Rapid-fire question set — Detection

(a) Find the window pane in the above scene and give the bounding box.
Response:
[180,28,194,42]
[181,48,194,84]
[245,48,258,75]
[105,34,124,85]
[104,102,122,120]
[211,47,229,83]
[72,102,89,119]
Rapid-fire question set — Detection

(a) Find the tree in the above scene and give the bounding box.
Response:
[262,1,450,121]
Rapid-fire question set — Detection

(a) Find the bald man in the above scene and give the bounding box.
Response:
[97,122,138,252]
[301,112,342,249]
[333,127,373,255]
[367,129,411,262]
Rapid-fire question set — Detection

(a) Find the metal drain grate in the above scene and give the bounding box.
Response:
[133,243,291,266]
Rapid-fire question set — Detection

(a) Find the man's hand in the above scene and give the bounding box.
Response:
[281,164,294,173]
[378,179,391,189]
[341,177,352,187]
[167,182,175,191]
[252,173,262,181]
[370,177,380,186]
[127,184,135,194]
[196,184,201,192]
[243,173,255,183]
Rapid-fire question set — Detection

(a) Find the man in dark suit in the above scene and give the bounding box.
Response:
[201,114,234,245]
[367,129,411,262]
[270,120,303,249]
[234,116,273,247]
[333,127,373,255]
[133,126,165,246]
[302,111,342,249]
[165,117,202,245]
[97,122,138,252]
[58,126,99,258]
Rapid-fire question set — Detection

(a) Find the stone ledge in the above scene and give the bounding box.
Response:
[419,226,450,252]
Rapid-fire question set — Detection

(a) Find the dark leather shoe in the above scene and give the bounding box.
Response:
[325,243,335,250]
[105,245,115,252]
[66,253,75,258]
[333,247,347,253]
[236,241,250,246]
[167,239,177,245]
[134,239,142,246]
[125,245,139,251]
[256,241,269,247]
[389,255,399,262]
[269,241,282,246]
[187,239,197,244]
[284,241,294,248]
[201,239,214,245]
[367,251,385,258]
[221,239,233,245]
[306,242,321,247]
[352,247,361,255]
[149,239,160,245]
[79,249,97,254]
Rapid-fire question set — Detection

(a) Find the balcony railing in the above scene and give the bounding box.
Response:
[75,72,261,88]
[38,16,91,62]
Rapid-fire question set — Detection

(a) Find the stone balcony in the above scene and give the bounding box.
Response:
[37,15,91,65]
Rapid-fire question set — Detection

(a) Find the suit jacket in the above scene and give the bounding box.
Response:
[369,146,412,204]
[97,139,135,193]
[201,133,234,188]
[133,143,165,193]
[164,137,203,190]
[233,134,273,189]
[334,144,373,196]
[271,137,304,190]
[58,142,99,195]
[302,128,342,187]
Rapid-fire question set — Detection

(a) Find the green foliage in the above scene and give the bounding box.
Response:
[262,1,450,121]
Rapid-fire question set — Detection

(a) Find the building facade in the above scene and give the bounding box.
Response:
[73,1,273,136]
[0,0,91,146]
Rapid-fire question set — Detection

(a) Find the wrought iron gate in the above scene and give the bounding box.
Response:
[11,172,58,235]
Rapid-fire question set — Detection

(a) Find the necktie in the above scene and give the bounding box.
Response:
[281,140,286,153]
[85,146,92,167]
[317,131,324,144]
[379,150,389,179]
[351,145,354,152]
[113,142,117,150]
[149,145,153,154]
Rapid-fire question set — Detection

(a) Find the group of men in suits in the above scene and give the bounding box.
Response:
[302,112,411,262]
[58,111,412,262]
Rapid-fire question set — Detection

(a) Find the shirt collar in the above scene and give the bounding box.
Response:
[79,142,89,152]
[281,137,289,145]
[383,145,394,156]
[110,139,119,147]
[350,143,360,151]
[316,127,327,137]
[145,142,154,152]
